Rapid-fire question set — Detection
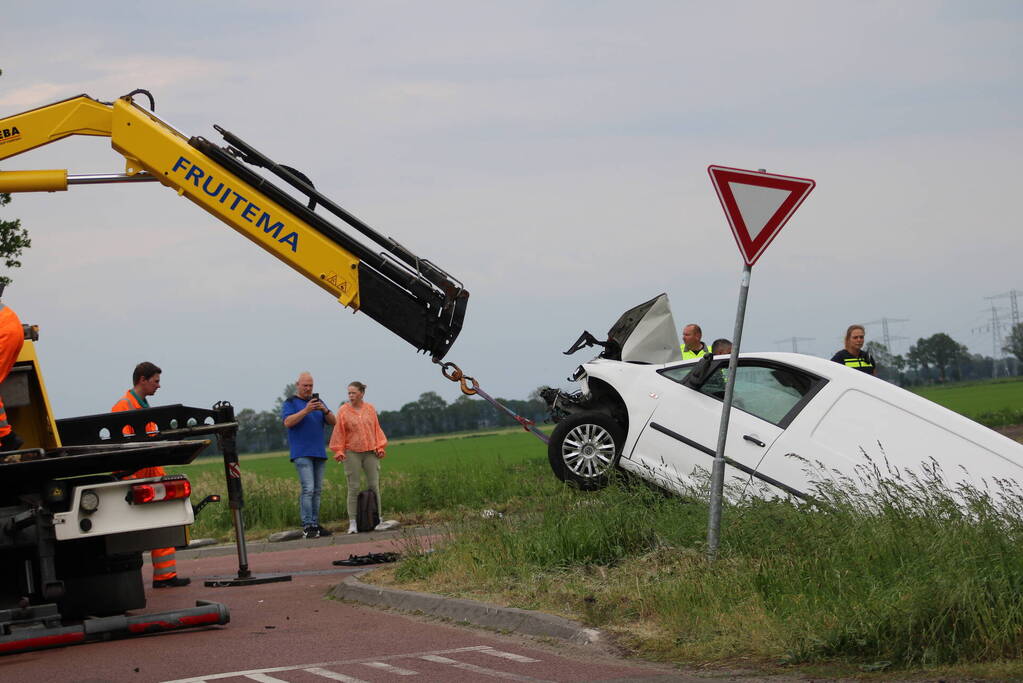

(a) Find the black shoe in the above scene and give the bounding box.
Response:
[303,526,319,539]
[153,576,191,588]
[316,525,333,537]
[0,432,23,452]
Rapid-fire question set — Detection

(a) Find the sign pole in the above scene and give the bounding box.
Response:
[704,164,815,562]
[707,262,751,561]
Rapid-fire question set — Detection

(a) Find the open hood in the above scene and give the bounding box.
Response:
[563,293,682,363]
[609,293,682,363]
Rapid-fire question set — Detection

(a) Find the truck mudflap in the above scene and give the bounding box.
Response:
[0,600,229,655]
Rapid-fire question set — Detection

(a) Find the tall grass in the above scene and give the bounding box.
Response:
[390,461,1023,669]
[973,407,1023,428]
[186,453,560,538]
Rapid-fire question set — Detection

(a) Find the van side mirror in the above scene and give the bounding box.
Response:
[681,354,718,389]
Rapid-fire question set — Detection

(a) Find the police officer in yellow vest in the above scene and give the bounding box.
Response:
[680,323,710,360]
[830,325,876,375]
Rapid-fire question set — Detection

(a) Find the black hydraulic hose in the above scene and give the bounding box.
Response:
[189,137,444,305]
[122,89,155,111]
[212,125,462,296]
[279,164,318,210]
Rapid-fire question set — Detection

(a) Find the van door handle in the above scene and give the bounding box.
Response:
[743,435,766,447]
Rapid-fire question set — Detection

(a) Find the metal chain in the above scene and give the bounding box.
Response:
[434,359,549,445]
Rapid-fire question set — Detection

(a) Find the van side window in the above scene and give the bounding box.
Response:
[660,361,819,427]
[725,365,815,425]
[661,366,693,383]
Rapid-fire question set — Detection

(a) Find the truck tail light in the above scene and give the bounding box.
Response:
[129,477,191,505]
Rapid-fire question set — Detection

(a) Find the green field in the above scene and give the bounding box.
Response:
[171,427,553,538]
[911,376,1023,425]
[172,426,546,480]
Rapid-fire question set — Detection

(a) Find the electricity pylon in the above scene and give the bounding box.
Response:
[774,336,814,353]
[865,317,909,354]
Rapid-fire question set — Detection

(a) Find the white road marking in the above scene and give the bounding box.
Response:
[419,655,549,681]
[479,647,541,663]
[362,661,418,675]
[303,667,369,682]
[162,645,490,682]
[245,675,290,683]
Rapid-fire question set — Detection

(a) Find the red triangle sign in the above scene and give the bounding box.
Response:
[708,165,815,266]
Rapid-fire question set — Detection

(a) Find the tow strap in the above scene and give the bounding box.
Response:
[435,360,549,445]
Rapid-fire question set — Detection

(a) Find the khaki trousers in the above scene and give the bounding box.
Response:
[343,450,381,520]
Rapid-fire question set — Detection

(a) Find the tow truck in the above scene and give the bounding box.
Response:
[0,90,471,653]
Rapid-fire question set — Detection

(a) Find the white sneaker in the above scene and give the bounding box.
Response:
[347,521,358,534]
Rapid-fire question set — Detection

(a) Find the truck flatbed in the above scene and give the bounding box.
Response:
[0,440,207,490]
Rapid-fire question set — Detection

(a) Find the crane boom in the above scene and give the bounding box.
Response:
[0,92,468,360]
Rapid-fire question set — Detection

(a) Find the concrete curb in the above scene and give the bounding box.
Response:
[331,572,601,646]
[179,526,602,646]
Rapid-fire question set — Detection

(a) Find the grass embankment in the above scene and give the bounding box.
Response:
[913,376,1023,427]
[177,428,1023,676]
[381,465,1023,677]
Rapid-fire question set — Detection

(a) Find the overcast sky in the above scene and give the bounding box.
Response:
[1,1,1020,418]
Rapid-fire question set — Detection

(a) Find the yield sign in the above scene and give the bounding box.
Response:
[708,165,815,266]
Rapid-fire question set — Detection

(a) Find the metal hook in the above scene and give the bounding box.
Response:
[459,375,479,396]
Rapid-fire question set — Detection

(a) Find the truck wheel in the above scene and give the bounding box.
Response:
[547,412,623,490]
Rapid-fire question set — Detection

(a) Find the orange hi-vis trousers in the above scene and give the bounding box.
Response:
[151,547,179,582]
[0,305,25,440]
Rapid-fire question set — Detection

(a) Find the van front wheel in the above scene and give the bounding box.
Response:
[547,412,623,490]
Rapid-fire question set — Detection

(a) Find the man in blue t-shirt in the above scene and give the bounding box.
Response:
[281,372,336,538]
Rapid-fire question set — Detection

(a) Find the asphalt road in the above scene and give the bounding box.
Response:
[1,533,693,683]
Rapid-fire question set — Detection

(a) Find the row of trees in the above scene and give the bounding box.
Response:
[378,391,547,438]
[867,326,1023,386]
[234,386,548,454]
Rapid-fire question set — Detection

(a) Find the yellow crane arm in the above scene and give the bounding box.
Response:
[0,92,468,360]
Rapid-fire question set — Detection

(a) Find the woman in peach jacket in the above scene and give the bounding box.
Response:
[329,381,387,534]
